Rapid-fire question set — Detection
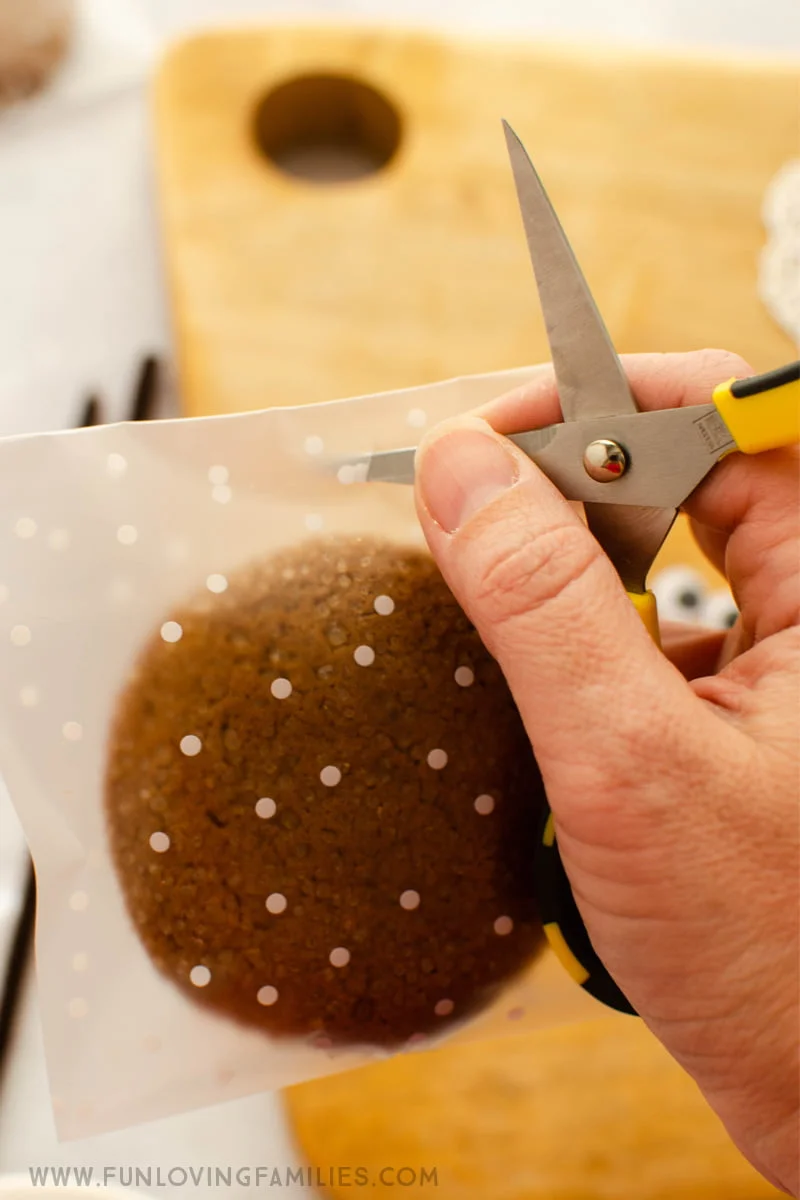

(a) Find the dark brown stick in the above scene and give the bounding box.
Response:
[0,863,36,1077]
[0,359,161,1091]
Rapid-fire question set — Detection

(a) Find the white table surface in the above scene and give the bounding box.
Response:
[0,0,798,1192]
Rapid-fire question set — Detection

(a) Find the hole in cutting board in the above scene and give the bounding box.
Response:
[254,74,401,183]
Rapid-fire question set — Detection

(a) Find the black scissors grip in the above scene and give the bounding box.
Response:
[535,805,637,1015]
[728,360,799,399]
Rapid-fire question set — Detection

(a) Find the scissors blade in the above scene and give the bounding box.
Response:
[503,121,678,584]
[503,121,637,423]
[583,505,677,594]
[366,449,415,485]
[335,403,733,509]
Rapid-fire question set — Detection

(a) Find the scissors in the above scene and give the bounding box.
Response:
[335,121,800,1014]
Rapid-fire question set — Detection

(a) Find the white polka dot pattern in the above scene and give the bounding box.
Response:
[15,518,37,539]
[426,748,448,770]
[0,425,555,1118]
[116,525,138,546]
[107,453,128,477]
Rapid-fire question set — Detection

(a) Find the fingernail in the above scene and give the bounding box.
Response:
[417,425,519,534]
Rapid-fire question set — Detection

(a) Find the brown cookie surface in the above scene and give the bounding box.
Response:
[105,535,545,1047]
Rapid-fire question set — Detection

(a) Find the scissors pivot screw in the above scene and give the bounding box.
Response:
[583,438,628,482]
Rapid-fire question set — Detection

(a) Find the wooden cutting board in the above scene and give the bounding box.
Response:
[153,26,798,420]
[285,1017,782,1199]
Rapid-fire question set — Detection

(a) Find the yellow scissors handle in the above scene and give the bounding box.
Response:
[627,590,660,644]
[713,361,800,455]
[627,362,799,647]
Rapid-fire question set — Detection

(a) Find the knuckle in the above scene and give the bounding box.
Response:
[472,518,603,628]
[696,347,753,386]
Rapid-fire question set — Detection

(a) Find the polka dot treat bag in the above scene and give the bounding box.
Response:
[0,368,598,1139]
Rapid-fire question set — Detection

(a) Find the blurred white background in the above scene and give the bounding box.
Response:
[0,0,798,1193]
[139,0,800,52]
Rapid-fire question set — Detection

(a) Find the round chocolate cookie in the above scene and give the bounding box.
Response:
[105,535,546,1047]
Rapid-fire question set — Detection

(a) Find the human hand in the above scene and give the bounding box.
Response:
[414,349,800,1194]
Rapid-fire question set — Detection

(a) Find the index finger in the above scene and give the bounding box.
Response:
[478,349,800,645]
[477,349,750,436]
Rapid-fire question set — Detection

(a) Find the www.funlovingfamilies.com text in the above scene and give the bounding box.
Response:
[29,1164,440,1190]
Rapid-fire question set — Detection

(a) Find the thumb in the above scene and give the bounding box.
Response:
[414,416,704,796]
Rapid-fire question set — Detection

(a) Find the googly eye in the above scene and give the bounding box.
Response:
[651,566,708,625]
[703,589,739,631]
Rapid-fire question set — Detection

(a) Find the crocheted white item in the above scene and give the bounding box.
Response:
[759,159,800,343]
